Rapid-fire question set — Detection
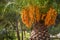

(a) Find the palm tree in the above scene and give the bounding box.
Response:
[21,0,58,40]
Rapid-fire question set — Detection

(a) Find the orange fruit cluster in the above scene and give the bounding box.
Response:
[21,8,30,27]
[21,5,57,28]
[35,6,41,22]
[21,5,41,28]
[28,5,35,24]
[45,7,57,26]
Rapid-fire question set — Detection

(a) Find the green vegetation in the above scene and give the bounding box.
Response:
[0,0,60,40]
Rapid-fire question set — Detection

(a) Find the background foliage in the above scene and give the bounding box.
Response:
[0,0,60,40]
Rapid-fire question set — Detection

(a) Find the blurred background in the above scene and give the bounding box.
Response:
[0,0,60,40]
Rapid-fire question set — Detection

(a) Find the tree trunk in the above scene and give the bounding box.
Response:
[20,21,23,40]
[30,22,50,40]
[16,20,20,40]
[21,29,23,40]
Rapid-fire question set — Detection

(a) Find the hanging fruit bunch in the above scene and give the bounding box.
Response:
[35,6,41,22]
[21,5,41,28]
[21,8,29,27]
[45,7,57,26]
[21,5,57,28]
